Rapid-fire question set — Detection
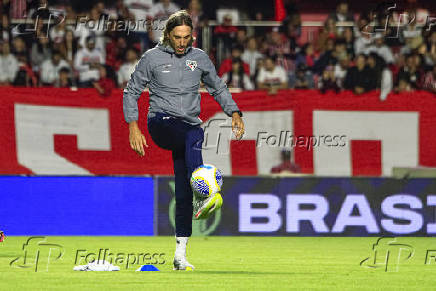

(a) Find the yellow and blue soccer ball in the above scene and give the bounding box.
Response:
[190,164,223,198]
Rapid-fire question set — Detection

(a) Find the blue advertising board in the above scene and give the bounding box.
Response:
[1,176,154,235]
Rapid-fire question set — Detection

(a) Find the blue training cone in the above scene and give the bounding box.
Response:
[136,265,160,271]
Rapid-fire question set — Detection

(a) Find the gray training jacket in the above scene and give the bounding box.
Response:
[123,42,240,125]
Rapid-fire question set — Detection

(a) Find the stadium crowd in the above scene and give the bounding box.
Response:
[0,0,435,97]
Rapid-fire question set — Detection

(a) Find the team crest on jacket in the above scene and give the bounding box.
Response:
[186,60,197,71]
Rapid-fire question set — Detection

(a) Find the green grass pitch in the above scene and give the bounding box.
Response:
[1,236,435,290]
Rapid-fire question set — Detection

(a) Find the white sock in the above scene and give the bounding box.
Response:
[175,237,188,259]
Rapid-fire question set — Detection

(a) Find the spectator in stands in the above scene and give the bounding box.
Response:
[313,38,341,74]
[221,58,254,90]
[317,18,338,52]
[401,12,423,55]
[281,17,300,53]
[1,14,12,42]
[59,29,78,67]
[117,48,139,88]
[270,149,300,174]
[214,13,238,65]
[123,0,153,51]
[11,36,27,57]
[283,13,302,39]
[334,54,350,89]
[253,11,268,39]
[366,52,393,100]
[74,36,105,88]
[40,50,70,86]
[344,54,375,94]
[364,33,394,64]
[56,67,73,88]
[241,37,263,79]
[329,2,354,25]
[74,8,106,57]
[218,45,250,77]
[257,55,288,95]
[422,65,436,93]
[342,27,355,59]
[396,54,422,92]
[93,65,115,97]
[253,57,264,86]
[425,31,436,67]
[354,20,373,55]
[148,0,180,45]
[319,65,340,94]
[50,17,66,48]
[267,27,295,73]
[94,0,108,16]
[188,0,205,47]
[235,27,248,49]
[31,36,52,71]
[13,53,37,87]
[123,0,153,23]
[417,43,434,71]
[0,41,19,86]
[295,43,318,70]
[289,63,314,89]
[106,35,130,72]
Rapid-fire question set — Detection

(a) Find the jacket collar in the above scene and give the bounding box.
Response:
[157,42,192,56]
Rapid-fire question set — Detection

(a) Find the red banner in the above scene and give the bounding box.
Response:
[0,87,435,176]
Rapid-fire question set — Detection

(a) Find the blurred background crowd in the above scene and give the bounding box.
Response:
[0,0,435,97]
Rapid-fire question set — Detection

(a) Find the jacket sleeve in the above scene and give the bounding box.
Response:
[201,55,240,117]
[123,53,152,123]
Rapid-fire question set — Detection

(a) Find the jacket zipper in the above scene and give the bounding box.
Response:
[179,56,185,115]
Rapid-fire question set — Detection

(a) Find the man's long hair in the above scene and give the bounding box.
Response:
[160,10,194,47]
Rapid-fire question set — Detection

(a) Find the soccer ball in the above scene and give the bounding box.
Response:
[190,164,223,198]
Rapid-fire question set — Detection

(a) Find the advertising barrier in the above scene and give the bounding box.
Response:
[157,176,436,236]
[1,176,154,235]
[1,88,436,176]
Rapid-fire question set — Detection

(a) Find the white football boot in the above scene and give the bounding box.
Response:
[193,193,223,220]
[173,237,195,271]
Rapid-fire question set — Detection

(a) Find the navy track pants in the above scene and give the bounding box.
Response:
[147,112,204,237]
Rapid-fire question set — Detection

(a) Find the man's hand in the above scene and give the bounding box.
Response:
[232,112,245,140]
[129,121,148,156]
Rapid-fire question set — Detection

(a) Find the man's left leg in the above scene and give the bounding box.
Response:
[172,126,205,270]
[172,148,196,270]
